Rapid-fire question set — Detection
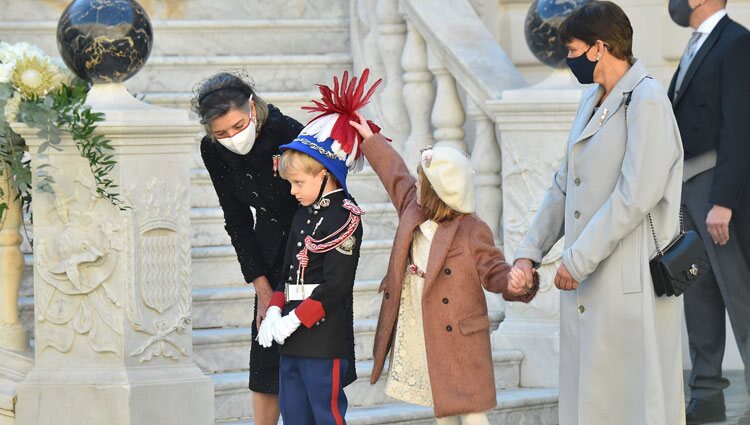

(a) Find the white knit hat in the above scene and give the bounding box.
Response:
[419,146,475,213]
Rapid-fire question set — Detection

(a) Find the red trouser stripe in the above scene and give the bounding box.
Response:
[331,358,343,425]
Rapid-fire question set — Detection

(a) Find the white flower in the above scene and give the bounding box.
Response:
[7,42,46,61]
[0,61,14,84]
[11,54,63,99]
[4,91,22,123]
[0,41,16,64]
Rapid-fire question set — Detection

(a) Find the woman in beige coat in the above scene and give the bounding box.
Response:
[350,115,537,423]
[514,2,686,425]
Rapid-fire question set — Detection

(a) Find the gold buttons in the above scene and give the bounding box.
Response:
[574,178,581,186]
[574,211,581,219]
[578,305,585,314]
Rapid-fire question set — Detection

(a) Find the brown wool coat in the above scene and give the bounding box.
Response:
[362,134,537,417]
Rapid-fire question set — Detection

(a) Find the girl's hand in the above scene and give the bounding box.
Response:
[508,267,527,296]
[349,112,374,139]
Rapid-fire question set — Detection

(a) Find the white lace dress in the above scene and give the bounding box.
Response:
[385,220,437,407]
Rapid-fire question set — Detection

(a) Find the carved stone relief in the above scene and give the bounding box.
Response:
[125,179,191,362]
[35,172,126,354]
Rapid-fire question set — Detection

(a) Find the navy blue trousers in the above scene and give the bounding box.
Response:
[279,355,349,425]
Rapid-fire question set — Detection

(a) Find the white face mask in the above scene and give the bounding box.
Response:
[217,118,257,155]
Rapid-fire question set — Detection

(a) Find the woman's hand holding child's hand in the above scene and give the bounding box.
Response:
[508,266,535,296]
[349,112,374,139]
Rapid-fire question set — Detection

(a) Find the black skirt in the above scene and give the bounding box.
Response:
[249,295,280,394]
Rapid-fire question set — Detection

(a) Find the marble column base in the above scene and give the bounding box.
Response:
[16,365,214,425]
[0,324,28,352]
[85,83,188,122]
[493,320,559,388]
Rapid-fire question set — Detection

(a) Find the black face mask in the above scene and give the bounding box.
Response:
[669,0,695,27]
[566,45,597,85]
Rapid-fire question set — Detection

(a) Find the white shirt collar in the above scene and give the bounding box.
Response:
[418,220,438,237]
[321,188,344,198]
[697,9,727,35]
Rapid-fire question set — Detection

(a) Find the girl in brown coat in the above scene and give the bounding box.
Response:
[350,114,538,424]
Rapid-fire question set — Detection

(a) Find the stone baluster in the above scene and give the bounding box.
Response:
[466,98,506,330]
[375,0,409,152]
[0,164,28,351]
[401,18,435,168]
[467,98,502,242]
[427,48,466,152]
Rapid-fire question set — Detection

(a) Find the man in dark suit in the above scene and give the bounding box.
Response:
[668,0,750,423]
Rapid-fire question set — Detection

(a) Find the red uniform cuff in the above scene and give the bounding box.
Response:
[268,291,286,310]
[295,298,326,328]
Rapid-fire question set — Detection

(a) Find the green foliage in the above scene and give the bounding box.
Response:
[0,80,128,226]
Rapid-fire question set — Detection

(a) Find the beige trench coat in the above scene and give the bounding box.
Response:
[362,133,537,417]
[516,60,686,425]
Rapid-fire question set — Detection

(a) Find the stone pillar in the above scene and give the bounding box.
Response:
[401,18,435,168]
[427,48,466,152]
[468,98,502,242]
[0,164,28,352]
[375,0,409,152]
[12,84,214,425]
[487,71,581,387]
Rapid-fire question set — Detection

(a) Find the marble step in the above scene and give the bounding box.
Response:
[126,53,352,95]
[191,166,391,208]
[144,91,317,125]
[191,238,392,288]
[0,0,350,21]
[194,328,251,375]
[0,18,350,57]
[191,202,398,248]
[192,318,378,376]
[193,286,255,329]
[210,351,529,422]
[192,277,383,330]
[0,349,34,421]
[222,387,558,425]
[212,372,253,422]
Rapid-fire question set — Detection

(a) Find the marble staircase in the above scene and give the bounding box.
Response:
[1,0,557,423]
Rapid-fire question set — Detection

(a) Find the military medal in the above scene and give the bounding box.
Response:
[272,154,281,177]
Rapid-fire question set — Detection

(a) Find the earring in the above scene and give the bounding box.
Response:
[595,54,601,61]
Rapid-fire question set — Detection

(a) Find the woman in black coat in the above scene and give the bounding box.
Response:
[192,72,302,425]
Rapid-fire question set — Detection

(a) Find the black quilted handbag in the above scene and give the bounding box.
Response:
[648,210,711,297]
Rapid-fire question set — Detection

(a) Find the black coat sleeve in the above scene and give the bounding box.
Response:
[711,33,750,209]
[201,139,268,283]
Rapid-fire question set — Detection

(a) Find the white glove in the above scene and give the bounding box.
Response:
[271,310,302,345]
[257,306,282,348]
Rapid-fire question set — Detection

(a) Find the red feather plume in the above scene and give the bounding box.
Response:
[302,69,384,161]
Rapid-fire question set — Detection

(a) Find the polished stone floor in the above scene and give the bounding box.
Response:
[685,370,750,425]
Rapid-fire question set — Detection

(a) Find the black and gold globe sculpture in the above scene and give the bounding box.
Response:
[524,0,591,68]
[57,0,153,84]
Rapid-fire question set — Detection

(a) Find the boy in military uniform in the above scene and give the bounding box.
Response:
[257,70,384,425]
